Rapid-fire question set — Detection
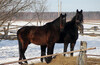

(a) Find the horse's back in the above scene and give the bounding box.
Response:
[17,25,58,45]
[17,26,36,35]
[17,26,36,42]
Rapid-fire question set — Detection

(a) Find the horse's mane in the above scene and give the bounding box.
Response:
[71,15,76,22]
[52,16,60,23]
[45,16,60,26]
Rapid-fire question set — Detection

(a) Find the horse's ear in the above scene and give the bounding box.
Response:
[60,13,62,16]
[76,9,79,13]
[80,10,83,13]
[65,13,67,16]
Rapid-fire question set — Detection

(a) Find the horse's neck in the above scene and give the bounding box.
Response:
[66,16,78,28]
[45,19,60,30]
[71,16,76,23]
[52,22,60,31]
[52,17,59,23]
[52,17,60,29]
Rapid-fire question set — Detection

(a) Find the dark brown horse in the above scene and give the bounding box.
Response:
[17,13,66,64]
[40,10,83,62]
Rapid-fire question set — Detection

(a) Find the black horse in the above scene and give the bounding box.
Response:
[17,13,66,64]
[40,9,83,62]
[60,9,83,56]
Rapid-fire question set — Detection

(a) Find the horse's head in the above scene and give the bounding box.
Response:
[75,9,83,24]
[60,13,67,32]
[75,9,84,34]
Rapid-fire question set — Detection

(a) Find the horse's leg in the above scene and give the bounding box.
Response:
[45,43,55,63]
[40,45,46,62]
[19,49,23,64]
[18,39,24,64]
[63,42,69,56]
[22,42,29,64]
[70,42,76,56]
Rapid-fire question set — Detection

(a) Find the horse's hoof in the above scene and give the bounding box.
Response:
[24,61,28,64]
[23,63,28,65]
[64,54,66,56]
[19,62,23,64]
[45,57,52,63]
[53,55,57,59]
[40,58,43,62]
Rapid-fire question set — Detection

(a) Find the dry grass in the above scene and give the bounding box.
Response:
[33,55,77,65]
[0,33,3,35]
[87,58,100,65]
[29,55,100,65]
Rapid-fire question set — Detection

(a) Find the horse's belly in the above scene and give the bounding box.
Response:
[32,42,46,45]
[30,37,47,45]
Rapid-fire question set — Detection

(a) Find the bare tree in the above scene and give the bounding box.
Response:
[0,0,33,39]
[32,0,47,25]
[0,0,33,26]
[0,0,47,39]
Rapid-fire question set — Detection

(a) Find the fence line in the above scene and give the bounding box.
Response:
[83,33,100,36]
[86,54,100,64]
[0,47,96,65]
[87,54,100,57]
[87,61,100,64]
[0,25,100,40]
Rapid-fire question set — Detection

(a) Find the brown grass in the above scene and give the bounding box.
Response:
[87,58,100,65]
[29,55,100,65]
[0,33,3,35]
[33,55,77,65]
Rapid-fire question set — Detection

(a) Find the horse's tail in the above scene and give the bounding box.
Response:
[17,30,28,64]
[17,35,22,54]
[17,31,24,64]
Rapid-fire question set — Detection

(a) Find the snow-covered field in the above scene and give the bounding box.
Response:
[0,21,100,65]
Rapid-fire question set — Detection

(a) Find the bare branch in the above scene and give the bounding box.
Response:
[0,0,33,26]
[32,0,48,25]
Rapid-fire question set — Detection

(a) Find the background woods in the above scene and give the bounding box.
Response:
[11,12,100,21]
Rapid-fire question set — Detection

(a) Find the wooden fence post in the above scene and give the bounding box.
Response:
[78,41,87,65]
[3,23,11,39]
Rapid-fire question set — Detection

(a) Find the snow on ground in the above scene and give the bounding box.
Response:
[84,24,100,29]
[0,35,100,65]
[0,21,100,65]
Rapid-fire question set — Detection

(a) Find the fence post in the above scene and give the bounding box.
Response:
[78,41,87,65]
